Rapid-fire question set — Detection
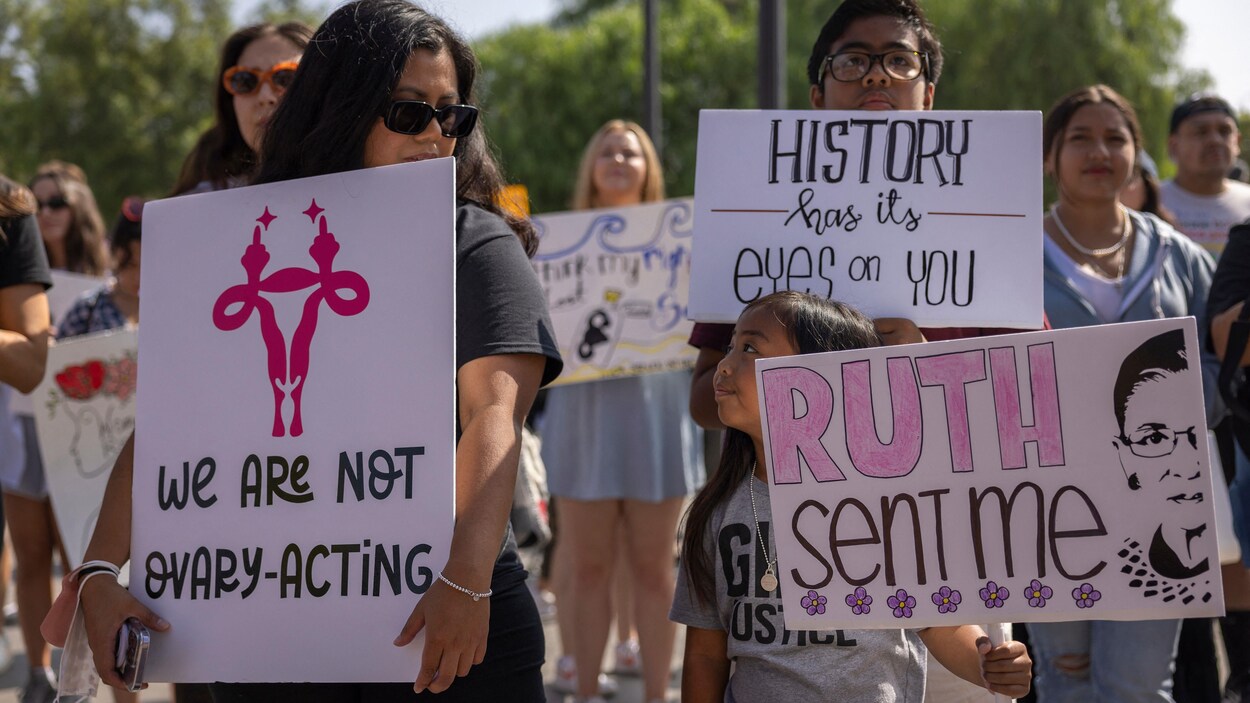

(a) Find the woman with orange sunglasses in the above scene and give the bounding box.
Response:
[169,22,313,196]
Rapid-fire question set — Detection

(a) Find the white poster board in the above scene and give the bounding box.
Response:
[32,328,137,567]
[8,270,104,416]
[532,199,695,385]
[757,318,1220,630]
[134,160,456,682]
[689,110,1044,328]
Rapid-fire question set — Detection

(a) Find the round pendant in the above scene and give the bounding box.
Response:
[760,569,778,593]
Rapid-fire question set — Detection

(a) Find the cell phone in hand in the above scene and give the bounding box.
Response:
[115,617,150,692]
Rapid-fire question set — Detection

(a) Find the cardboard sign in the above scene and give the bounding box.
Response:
[532,199,695,384]
[32,329,137,567]
[689,110,1044,328]
[8,270,104,416]
[757,318,1220,630]
[133,160,457,682]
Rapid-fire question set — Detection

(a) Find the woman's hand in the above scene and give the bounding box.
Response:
[978,636,1032,698]
[79,575,169,690]
[394,578,489,694]
[874,317,926,346]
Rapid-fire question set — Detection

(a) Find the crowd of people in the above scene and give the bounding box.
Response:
[0,0,1248,701]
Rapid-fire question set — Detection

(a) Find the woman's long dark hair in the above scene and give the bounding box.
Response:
[169,22,313,195]
[253,0,536,254]
[681,292,881,606]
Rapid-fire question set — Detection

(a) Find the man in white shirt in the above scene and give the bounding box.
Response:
[1160,93,1250,257]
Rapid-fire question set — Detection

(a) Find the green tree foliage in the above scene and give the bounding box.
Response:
[479,0,1207,212]
[477,0,755,213]
[0,0,232,216]
[241,0,328,28]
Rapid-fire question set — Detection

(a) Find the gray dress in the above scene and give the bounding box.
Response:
[540,370,703,502]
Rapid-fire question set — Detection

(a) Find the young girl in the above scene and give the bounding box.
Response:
[671,291,1032,702]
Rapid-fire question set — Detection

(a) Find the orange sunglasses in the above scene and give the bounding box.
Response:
[222,60,300,96]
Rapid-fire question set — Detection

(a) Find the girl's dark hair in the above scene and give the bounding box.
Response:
[170,22,314,195]
[1043,84,1143,186]
[254,0,536,254]
[1134,167,1178,227]
[681,292,881,606]
[30,165,109,276]
[110,197,144,269]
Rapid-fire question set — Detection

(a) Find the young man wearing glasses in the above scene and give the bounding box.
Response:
[689,0,943,429]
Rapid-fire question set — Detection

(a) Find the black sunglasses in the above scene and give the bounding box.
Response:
[381,101,479,138]
[37,196,69,211]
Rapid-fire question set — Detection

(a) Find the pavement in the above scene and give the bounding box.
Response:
[0,582,684,703]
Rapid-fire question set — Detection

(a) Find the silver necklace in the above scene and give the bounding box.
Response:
[1050,203,1130,257]
[748,467,779,593]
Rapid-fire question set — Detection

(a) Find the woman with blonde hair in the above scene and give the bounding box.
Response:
[541,119,703,703]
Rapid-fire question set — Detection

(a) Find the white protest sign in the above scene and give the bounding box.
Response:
[757,318,1220,630]
[134,159,456,682]
[8,270,104,416]
[689,110,1044,328]
[532,199,695,385]
[32,329,137,567]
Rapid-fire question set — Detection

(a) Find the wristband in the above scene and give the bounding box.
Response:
[437,572,492,602]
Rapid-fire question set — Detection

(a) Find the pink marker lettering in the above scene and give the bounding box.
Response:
[989,343,1064,469]
[916,350,987,473]
[841,357,923,478]
[761,366,844,484]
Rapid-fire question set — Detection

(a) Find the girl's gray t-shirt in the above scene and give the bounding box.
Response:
[671,476,927,702]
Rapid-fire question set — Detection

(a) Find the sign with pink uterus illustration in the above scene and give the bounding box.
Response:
[757,318,1222,631]
[134,159,456,682]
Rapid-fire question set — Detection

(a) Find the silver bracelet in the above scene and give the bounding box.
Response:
[438,572,492,602]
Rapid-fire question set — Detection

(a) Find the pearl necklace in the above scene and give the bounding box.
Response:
[1050,203,1130,257]
[748,467,779,593]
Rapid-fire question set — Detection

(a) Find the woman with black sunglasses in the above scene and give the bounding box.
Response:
[77,2,560,701]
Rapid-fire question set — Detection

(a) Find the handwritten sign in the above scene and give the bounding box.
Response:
[758,318,1221,630]
[133,160,456,682]
[32,329,137,567]
[689,110,1044,328]
[532,199,695,384]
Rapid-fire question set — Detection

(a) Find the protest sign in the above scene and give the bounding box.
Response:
[532,199,695,384]
[32,329,137,567]
[133,159,456,682]
[689,110,1044,328]
[7,270,104,416]
[757,318,1220,630]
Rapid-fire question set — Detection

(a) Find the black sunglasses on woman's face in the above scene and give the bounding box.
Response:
[381,101,478,138]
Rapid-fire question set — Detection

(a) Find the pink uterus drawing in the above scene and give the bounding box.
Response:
[212,200,370,437]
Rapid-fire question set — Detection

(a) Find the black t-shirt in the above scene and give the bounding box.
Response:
[455,202,561,384]
[0,215,52,290]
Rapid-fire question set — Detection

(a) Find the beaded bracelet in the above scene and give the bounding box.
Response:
[437,573,492,602]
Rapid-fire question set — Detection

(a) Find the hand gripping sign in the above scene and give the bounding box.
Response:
[755,318,1222,631]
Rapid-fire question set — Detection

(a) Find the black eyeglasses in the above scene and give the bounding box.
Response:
[37,196,69,212]
[822,50,928,83]
[1119,424,1199,458]
[381,101,479,138]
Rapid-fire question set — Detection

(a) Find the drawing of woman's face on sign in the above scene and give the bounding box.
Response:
[1112,329,1212,603]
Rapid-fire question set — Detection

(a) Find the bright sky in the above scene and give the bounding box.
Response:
[236,0,1248,110]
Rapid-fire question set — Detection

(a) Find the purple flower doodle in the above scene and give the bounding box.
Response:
[845,587,872,615]
[979,581,1009,609]
[801,590,828,616]
[1073,583,1101,609]
[887,589,916,618]
[931,586,962,614]
[1026,579,1053,608]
